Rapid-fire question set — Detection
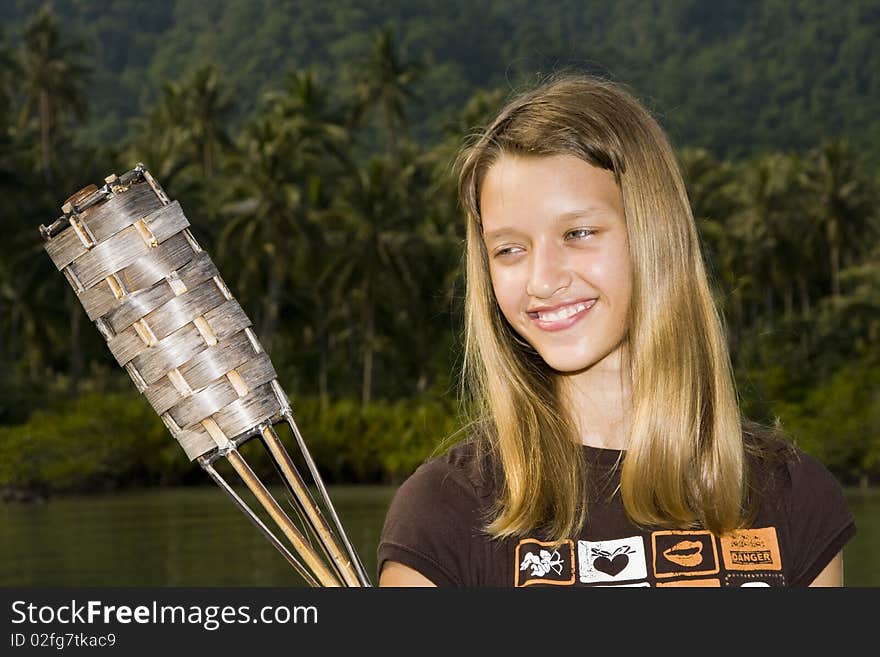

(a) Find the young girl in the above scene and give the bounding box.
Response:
[377,74,857,587]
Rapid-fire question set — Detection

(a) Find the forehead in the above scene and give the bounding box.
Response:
[479,154,624,233]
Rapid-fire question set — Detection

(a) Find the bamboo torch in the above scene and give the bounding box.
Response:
[38,164,371,587]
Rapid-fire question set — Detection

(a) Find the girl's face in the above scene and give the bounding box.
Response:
[480,153,632,374]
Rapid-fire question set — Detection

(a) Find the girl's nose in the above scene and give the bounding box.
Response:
[526,241,572,298]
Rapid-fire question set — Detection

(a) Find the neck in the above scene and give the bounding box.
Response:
[559,348,632,451]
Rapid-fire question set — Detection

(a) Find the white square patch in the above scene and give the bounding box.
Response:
[578,536,648,584]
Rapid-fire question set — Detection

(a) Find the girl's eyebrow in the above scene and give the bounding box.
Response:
[557,207,613,222]
[482,227,519,242]
[483,207,611,242]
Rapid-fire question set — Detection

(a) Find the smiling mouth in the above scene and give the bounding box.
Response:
[527,299,597,328]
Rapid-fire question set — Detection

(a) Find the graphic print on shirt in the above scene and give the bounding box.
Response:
[578,536,647,584]
[651,530,720,579]
[719,527,783,571]
[656,578,721,587]
[514,539,576,586]
[592,581,651,587]
[725,572,786,587]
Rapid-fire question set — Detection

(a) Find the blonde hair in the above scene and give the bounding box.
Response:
[457,73,761,541]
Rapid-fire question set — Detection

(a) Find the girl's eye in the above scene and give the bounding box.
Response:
[565,228,595,241]
[494,246,523,257]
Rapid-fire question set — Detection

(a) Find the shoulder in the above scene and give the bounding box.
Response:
[394,439,490,505]
[779,445,856,538]
[746,437,850,509]
[746,436,857,586]
[377,439,490,586]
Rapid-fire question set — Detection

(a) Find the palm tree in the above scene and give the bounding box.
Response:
[326,152,425,405]
[124,65,234,195]
[808,139,874,300]
[679,148,740,305]
[0,32,21,202]
[218,116,305,351]
[18,6,90,180]
[0,238,65,382]
[3,14,95,395]
[419,88,509,388]
[727,153,817,328]
[349,26,425,153]
[123,80,191,184]
[217,71,348,359]
[185,65,234,178]
[0,31,17,130]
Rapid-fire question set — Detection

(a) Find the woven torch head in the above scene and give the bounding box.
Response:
[39,164,290,461]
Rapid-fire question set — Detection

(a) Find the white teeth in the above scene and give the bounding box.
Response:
[537,300,595,322]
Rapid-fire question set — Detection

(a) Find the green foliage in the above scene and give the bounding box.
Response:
[4,1,880,159]
[1,2,878,493]
[0,392,186,494]
[288,392,462,484]
[0,391,462,494]
[774,358,880,484]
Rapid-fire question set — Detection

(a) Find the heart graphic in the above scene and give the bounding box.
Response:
[593,553,629,577]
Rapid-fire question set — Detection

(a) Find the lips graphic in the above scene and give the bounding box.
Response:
[662,540,704,567]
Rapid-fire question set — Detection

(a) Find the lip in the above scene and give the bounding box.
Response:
[526,298,597,332]
[662,540,704,567]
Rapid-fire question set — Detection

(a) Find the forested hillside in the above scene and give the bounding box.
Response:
[2,0,879,159]
[1,1,877,493]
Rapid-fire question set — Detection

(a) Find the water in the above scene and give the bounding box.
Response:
[0,485,391,587]
[1,486,877,586]
[840,488,880,587]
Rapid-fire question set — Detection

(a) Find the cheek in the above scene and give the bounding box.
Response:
[594,246,633,313]
[489,266,524,320]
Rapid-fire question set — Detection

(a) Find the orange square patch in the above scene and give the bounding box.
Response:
[656,578,721,587]
[651,530,720,578]
[719,527,782,571]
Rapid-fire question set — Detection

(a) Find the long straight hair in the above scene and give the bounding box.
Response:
[456,73,763,540]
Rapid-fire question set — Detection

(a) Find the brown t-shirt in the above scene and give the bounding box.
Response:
[377,441,857,587]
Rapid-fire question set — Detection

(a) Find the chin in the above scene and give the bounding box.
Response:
[548,362,598,375]
[533,341,622,374]
[536,352,599,374]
